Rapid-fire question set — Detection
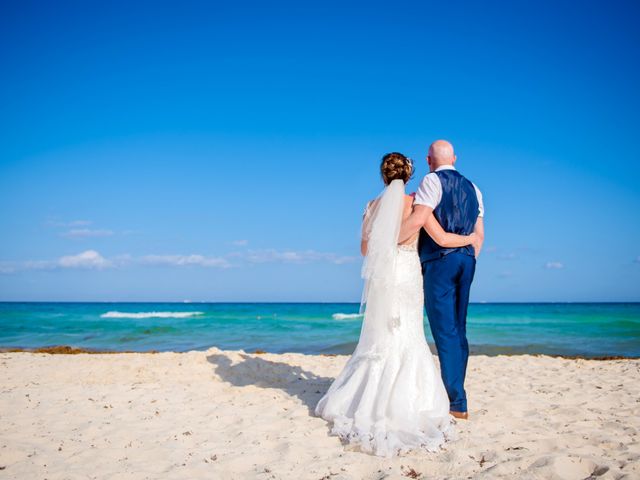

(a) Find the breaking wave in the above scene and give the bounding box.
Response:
[332,313,364,320]
[101,311,204,319]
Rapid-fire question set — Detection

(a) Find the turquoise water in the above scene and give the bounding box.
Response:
[0,302,638,358]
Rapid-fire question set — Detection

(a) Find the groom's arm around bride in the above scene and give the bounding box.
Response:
[399,143,484,257]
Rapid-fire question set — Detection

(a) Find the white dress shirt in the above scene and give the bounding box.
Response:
[414,165,484,218]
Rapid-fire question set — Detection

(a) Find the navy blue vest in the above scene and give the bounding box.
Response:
[418,169,480,263]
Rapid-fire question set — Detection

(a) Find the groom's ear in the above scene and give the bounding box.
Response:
[452,155,457,165]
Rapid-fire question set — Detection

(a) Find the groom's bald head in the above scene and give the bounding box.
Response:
[428,140,456,172]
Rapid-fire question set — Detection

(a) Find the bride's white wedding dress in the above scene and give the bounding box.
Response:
[314,180,454,458]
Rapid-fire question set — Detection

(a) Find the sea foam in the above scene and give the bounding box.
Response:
[332,313,364,320]
[100,311,204,319]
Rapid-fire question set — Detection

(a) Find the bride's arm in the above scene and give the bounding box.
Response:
[399,205,475,247]
[360,201,372,256]
[424,212,476,248]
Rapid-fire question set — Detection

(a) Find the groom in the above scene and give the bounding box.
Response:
[399,140,484,419]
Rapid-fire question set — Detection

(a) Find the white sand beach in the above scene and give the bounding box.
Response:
[1,347,638,479]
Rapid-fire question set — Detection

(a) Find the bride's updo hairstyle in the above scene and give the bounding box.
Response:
[380,152,414,185]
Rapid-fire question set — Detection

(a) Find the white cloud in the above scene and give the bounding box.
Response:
[61,228,114,239]
[0,246,356,274]
[544,261,564,270]
[245,249,356,265]
[0,263,17,274]
[6,250,114,272]
[45,218,120,239]
[140,254,231,268]
[327,254,357,265]
[497,252,517,260]
[68,220,92,227]
[498,271,513,278]
[231,239,249,247]
[46,219,93,227]
[58,250,112,269]
[23,260,56,270]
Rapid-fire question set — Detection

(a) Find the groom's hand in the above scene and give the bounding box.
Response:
[472,217,484,258]
[472,238,482,258]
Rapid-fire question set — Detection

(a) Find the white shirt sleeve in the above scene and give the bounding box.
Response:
[413,173,442,209]
[472,183,484,218]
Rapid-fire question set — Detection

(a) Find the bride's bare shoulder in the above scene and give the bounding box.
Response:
[365,193,413,216]
[366,197,379,209]
[403,193,415,211]
[363,198,377,218]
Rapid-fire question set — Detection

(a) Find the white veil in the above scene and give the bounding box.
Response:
[357,178,405,352]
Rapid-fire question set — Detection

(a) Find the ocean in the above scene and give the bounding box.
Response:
[0,302,638,358]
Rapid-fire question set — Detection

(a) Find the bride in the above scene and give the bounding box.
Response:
[314,152,477,457]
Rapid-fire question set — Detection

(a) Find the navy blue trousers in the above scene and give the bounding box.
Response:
[422,252,476,413]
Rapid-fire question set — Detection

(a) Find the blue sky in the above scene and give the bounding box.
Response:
[1,0,639,302]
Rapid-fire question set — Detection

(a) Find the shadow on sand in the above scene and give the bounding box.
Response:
[206,352,336,415]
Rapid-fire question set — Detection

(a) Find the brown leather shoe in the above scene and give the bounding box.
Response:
[450,410,469,420]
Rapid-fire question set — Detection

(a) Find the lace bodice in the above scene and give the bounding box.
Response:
[398,234,419,252]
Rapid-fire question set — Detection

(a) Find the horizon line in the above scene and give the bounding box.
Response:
[1,300,639,305]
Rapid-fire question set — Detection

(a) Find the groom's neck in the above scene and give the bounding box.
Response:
[431,161,455,172]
